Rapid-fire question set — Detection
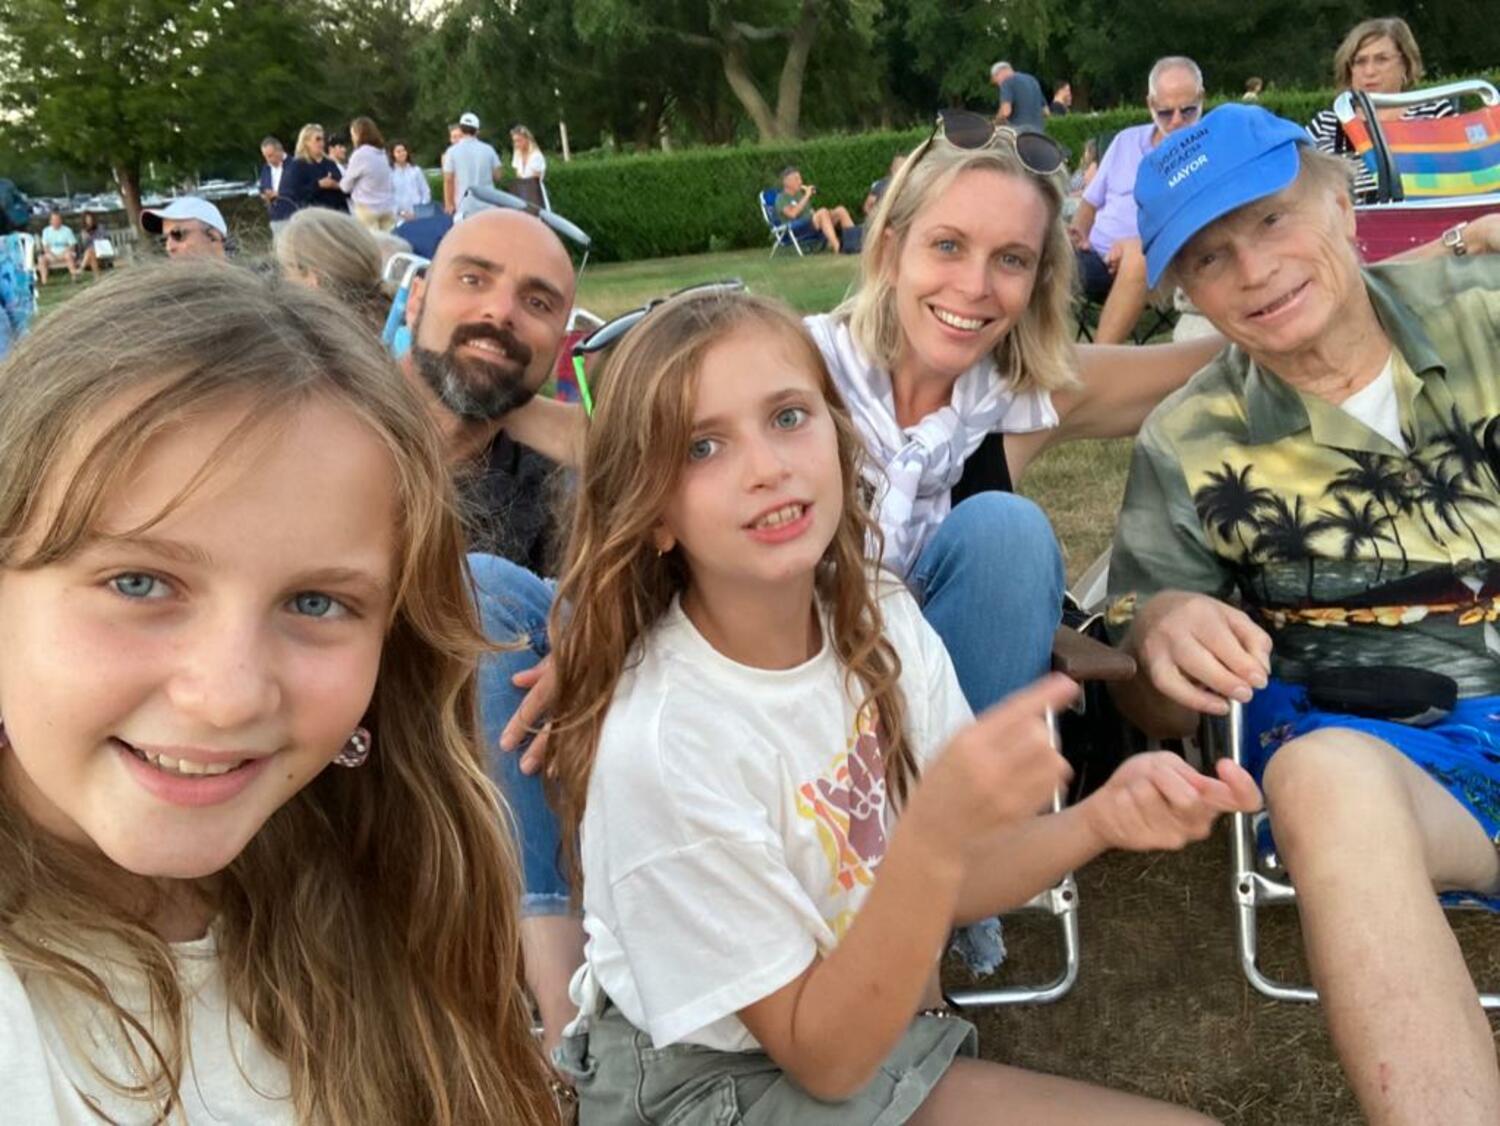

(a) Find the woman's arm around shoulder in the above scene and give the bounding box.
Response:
[1004,335,1225,483]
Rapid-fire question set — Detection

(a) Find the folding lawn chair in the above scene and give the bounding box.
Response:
[0,232,38,360]
[381,251,428,359]
[1335,80,1500,261]
[760,188,826,258]
[1200,700,1500,1008]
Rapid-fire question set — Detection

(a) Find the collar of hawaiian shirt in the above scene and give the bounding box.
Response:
[1242,267,1447,452]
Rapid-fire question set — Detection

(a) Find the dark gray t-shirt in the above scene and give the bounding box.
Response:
[999,72,1047,133]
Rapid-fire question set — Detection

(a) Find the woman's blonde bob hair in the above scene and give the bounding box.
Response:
[837,132,1078,396]
[293,122,326,161]
[0,261,558,1126]
[275,207,388,327]
[1333,17,1425,90]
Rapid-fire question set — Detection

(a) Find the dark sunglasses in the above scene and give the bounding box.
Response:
[163,226,219,244]
[466,185,592,269]
[570,279,746,416]
[919,109,1067,176]
[1152,103,1202,125]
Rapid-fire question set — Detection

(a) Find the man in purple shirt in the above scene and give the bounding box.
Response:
[1068,56,1203,343]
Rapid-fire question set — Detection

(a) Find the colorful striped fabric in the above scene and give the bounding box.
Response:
[1342,106,1500,198]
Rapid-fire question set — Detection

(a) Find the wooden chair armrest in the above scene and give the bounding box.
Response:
[1050,625,1137,683]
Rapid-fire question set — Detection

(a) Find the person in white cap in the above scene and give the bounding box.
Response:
[140,197,228,259]
[442,111,502,219]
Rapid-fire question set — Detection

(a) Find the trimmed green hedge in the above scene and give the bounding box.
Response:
[436,89,1337,263]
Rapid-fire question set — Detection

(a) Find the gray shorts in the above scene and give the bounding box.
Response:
[555,999,977,1125]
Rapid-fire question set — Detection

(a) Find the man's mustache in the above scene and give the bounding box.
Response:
[449,322,533,368]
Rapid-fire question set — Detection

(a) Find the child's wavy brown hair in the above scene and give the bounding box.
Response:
[549,290,913,887]
[0,261,558,1125]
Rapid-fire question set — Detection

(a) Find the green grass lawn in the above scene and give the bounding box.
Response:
[576,244,860,320]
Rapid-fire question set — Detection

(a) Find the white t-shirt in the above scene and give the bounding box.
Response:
[512,148,546,179]
[1,935,296,1124]
[571,584,972,1053]
[1337,352,1405,453]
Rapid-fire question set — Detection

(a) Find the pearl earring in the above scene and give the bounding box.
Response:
[333,727,372,768]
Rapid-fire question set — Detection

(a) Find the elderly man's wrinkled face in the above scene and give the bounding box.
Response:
[1175,172,1360,364]
[1149,67,1203,136]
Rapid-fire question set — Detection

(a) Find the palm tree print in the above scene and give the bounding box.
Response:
[1192,463,1275,561]
[1327,450,1411,574]
[1251,494,1320,600]
[1432,407,1493,489]
[1310,495,1397,584]
[1417,462,1489,560]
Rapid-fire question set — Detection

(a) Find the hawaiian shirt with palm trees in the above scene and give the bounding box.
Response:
[1107,257,1500,696]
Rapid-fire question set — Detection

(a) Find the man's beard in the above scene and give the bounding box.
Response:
[411,321,539,422]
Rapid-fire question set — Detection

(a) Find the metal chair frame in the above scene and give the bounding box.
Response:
[948,719,1082,1008]
[759,189,825,258]
[1202,700,1500,1008]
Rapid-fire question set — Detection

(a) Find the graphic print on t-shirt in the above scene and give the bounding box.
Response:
[794,707,889,938]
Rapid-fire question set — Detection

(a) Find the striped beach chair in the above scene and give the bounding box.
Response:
[1335,80,1500,203]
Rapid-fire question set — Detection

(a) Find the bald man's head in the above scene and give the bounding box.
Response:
[407,209,577,423]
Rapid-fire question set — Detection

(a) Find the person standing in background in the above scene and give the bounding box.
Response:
[443,111,502,219]
[391,141,432,221]
[258,136,295,239]
[281,124,348,213]
[342,116,397,233]
[1050,81,1073,116]
[509,124,549,209]
[990,60,1047,132]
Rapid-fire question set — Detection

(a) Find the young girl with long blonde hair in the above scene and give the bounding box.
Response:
[0,261,558,1125]
[547,289,1260,1124]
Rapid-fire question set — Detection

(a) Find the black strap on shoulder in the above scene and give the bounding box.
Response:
[951,432,1012,504]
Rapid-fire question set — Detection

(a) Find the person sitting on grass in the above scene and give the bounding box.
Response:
[776,165,856,253]
[1109,103,1500,1126]
[545,287,1258,1124]
[37,210,80,286]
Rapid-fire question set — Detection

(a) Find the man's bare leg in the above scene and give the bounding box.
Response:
[810,206,841,253]
[1265,729,1500,1126]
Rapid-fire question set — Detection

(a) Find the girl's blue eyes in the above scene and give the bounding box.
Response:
[688,406,811,461]
[111,572,164,600]
[109,573,346,618]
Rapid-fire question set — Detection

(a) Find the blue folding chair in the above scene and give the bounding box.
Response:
[760,188,825,257]
[381,252,429,360]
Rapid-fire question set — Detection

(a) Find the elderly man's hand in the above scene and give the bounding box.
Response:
[1464,214,1500,256]
[1127,591,1271,716]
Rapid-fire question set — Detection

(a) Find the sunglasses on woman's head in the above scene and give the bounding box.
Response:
[570,280,747,417]
[919,109,1067,176]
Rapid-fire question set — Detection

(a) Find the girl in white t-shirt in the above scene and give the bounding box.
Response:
[0,263,559,1125]
[546,289,1261,1124]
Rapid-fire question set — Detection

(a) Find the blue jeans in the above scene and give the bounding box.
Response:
[908,493,1065,713]
[907,493,1067,973]
[469,552,571,917]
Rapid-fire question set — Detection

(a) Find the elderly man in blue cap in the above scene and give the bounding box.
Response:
[1107,103,1500,1124]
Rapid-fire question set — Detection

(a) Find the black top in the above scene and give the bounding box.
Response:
[460,431,564,576]
[281,157,348,213]
[950,432,1013,504]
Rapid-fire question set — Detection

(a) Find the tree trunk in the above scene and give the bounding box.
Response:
[773,0,820,139]
[721,34,782,141]
[113,162,143,232]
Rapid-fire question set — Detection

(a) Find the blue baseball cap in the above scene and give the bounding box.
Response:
[1136,104,1310,287]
